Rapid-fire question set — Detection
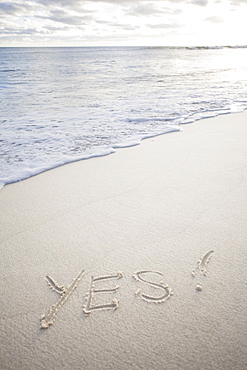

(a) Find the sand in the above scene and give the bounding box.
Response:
[0,111,247,370]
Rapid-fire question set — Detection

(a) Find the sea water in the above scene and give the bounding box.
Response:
[1,46,247,189]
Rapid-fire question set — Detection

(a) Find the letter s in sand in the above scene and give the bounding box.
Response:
[133,270,173,304]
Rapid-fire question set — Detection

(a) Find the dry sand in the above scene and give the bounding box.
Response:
[0,111,247,369]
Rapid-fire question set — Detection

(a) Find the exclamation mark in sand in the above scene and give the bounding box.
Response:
[191,250,214,291]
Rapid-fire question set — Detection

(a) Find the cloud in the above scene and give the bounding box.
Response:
[126,4,162,16]
[34,0,94,12]
[0,26,46,35]
[35,0,164,5]
[147,22,183,29]
[112,23,138,31]
[0,0,246,46]
[126,3,183,17]
[190,0,208,6]
[94,18,138,30]
[0,2,34,16]
[230,0,247,5]
[40,9,93,25]
[230,0,247,3]
[205,15,224,23]
[0,2,20,15]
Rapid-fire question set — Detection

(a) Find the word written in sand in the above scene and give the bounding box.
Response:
[40,250,214,329]
[41,270,173,329]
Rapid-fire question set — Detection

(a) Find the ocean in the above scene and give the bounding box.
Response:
[1,46,247,189]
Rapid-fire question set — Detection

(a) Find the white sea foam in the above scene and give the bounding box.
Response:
[1,47,247,188]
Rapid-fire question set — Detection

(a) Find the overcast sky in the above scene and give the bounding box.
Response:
[0,0,246,47]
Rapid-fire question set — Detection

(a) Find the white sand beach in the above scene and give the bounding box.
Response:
[0,111,247,369]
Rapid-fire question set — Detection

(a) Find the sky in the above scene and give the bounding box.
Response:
[0,0,247,47]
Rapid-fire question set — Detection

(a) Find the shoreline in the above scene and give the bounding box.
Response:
[1,109,245,191]
[1,111,247,369]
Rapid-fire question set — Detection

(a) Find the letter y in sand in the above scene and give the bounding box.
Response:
[40,269,85,329]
